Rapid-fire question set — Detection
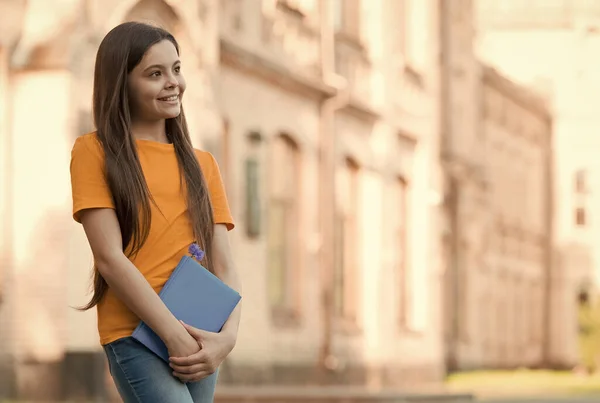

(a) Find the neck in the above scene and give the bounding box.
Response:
[131,119,169,143]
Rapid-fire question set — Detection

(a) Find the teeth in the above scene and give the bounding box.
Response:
[160,96,178,101]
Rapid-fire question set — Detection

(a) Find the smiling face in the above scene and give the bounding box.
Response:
[127,39,186,123]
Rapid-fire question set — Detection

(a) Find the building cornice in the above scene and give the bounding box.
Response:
[219,37,381,121]
[219,37,336,101]
[482,64,552,123]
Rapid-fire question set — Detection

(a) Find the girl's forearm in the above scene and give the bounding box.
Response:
[96,253,186,345]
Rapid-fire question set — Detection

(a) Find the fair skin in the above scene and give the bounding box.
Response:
[170,225,242,381]
[80,39,241,382]
[127,39,185,143]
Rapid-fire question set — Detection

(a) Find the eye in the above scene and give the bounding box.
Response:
[174,65,181,73]
[150,71,161,77]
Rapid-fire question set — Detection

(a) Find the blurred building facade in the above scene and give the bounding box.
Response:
[475,0,600,368]
[0,0,576,401]
[478,65,553,369]
[0,0,445,400]
[216,0,445,390]
[439,0,555,371]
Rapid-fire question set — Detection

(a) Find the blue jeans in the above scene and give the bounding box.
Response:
[104,337,218,403]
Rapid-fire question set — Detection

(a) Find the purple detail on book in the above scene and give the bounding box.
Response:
[189,242,205,261]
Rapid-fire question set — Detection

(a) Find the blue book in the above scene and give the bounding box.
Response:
[131,255,241,363]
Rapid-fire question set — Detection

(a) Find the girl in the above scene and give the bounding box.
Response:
[70,21,241,402]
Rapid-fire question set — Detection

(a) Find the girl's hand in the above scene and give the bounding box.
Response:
[165,326,201,360]
[168,321,236,382]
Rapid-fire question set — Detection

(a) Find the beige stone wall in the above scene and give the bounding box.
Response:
[217,0,445,384]
[217,65,323,367]
[474,0,600,368]
[441,0,554,370]
[0,0,577,399]
[0,0,448,398]
[480,66,551,368]
[0,43,16,396]
[440,0,488,371]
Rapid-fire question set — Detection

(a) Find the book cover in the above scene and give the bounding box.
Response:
[131,253,241,363]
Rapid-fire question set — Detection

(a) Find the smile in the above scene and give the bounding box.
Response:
[158,95,179,102]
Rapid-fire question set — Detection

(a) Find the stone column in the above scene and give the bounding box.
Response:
[0,2,26,397]
[0,43,17,401]
[191,0,224,156]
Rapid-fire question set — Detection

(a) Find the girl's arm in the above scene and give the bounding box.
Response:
[168,223,241,382]
[80,208,198,356]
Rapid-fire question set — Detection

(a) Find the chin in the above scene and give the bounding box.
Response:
[159,107,181,119]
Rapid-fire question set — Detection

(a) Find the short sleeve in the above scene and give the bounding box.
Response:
[70,134,115,223]
[206,153,235,231]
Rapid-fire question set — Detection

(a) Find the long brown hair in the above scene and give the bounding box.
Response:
[80,22,215,310]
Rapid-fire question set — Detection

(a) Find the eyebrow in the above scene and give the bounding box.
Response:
[143,60,181,72]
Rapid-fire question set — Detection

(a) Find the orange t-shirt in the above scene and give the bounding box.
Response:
[70,132,234,345]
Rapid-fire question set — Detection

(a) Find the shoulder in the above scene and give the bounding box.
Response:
[193,148,217,164]
[193,149,218,178]
[72,131,104,159]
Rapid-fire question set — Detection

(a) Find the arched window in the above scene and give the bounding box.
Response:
[391,176,410,326]
[333,157,360,322]
[268,134,301,323]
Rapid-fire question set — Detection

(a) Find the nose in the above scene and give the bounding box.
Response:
[165,73,178,89]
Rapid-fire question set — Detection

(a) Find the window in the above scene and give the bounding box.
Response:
[220,119,232,191]
[245,130,263,237]
[513,277,524,352]
[333,0,360,39]
[0,46,5,299]
[391,177,410,326]
[575,207,587,226]
[453,0,470,23]
[575,169,587,194]
[333,158,360,322]
[333,0,343,32]
[529,281,540,344]
[397,0,407,56]
[403,0,428,69]
[268,134,301,323]
[458,246,470,342]
[574,169,589,228]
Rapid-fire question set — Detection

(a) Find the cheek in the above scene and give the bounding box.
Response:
[141,86,161,103]
[130,80,161,105]
[178,76,187,94]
